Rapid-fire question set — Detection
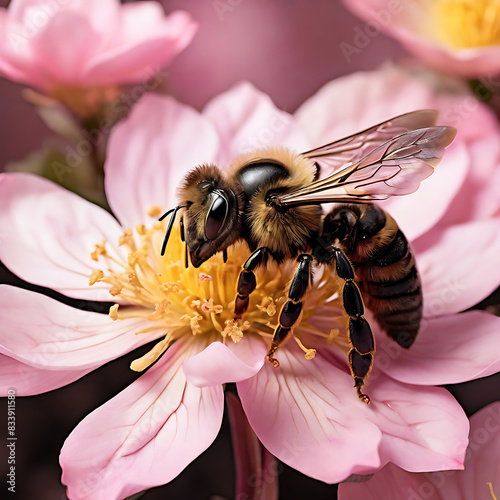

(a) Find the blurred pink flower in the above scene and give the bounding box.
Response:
[343,0,500,77]
[1,68,500,499]
[339,401,500,499]
[0,0,197,91]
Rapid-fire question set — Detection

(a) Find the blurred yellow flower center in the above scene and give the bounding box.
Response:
[89,209,345,373]
[430,0,500,49]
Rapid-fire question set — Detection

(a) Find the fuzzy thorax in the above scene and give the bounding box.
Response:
[232,146,322,257]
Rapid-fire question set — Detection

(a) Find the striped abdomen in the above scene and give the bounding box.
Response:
[322,203,422,348]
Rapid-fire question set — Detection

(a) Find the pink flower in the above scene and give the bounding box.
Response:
[343,0,500,77]
[339,401,500,499]
[0,0,197,91]
[1,67,500,499]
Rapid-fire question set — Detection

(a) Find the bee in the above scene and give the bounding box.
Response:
[160,110,456,404]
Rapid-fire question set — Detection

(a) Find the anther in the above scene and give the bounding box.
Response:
[119,228,134,246]
[90,241,107,261]
[256,296,276,316]
[128,273,141,288]
[293,336,316,360]
[180,313,203,335]
[109,284,123,296]
[327,328,340,344]
[160,282,180,294]
[128,251,139,267]
[198,273,213,281]
[201,298,223,314]
[89,269,103,286]
[109,304,119,321]
[147,205,163,217]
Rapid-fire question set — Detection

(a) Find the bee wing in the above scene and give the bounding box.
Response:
[278,126,457,206]
[302,109,440,177]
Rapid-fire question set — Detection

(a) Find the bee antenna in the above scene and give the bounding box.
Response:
[159,207,175,222]
[160,205,187,256]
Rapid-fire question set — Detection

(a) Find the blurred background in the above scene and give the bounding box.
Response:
[0,1,498,499]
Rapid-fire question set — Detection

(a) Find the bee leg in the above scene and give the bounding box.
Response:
[326,246,375,405]
[267,254,313,368]
[234,247,271,318]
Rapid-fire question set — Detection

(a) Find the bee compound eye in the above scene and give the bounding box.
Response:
[205,193,228,240]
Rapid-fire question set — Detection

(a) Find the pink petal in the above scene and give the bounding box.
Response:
[362,372,468,473]
[0,354,93,396]
[118,1,165,41]
[0,8,31,84]
[67,0,120,35]
[454,402,500,496]
[433,132,500,227]
[339,402,500,500]
[414,218,500,317]
[60,339,224,500]
[105,94,219,229]
[0,285,150,371]
[183,337,267,387]
[294,67,436,151]
[238,343,467,484]
[379,311,500,386]
[203,81,310,165]
[1,1,194,89]
[29,10,100,85]
[85,11,197,86]
[339,462,456,500]
[0,173,125,301]
[7,0,119,28]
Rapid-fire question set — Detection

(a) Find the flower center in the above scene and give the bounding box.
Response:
[47,85,123,119]
[89,207,346,372]
[429,0,500,49]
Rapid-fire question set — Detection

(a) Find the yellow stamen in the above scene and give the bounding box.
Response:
[109,284,123,296]
[198,273,213,281]
[128,273,141,288]
[109,304,119,321]
[118,228,134,247]
[128,251,139,267]
[90,217,345,374]
[160,282,180,294]
[257,296,277,317]
[293,335,316,360]
[89,269,103,286]
[428,0,500,49]
[180,313,204,335]
[147,300,170,320]
[147,205,163,217]
[201,298,224,314]
[130,336,171,372]
[222,319,251,343]
[90,241,107,261]
[327,328,340,344]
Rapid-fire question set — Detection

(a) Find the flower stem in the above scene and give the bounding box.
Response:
[226,391,279,500]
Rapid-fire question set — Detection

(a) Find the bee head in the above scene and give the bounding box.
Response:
[168,165,242,268]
